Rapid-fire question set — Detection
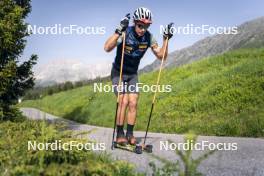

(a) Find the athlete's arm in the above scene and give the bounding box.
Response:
[104,34,120,52]
[152,23,174,60]
[104,14,130,53]
[151,38,168,60]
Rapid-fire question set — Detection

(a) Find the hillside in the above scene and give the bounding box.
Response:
[141,16,264,73]
[20,48,264,137]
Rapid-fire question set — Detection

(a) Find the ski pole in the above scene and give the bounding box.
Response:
[111,32,126,150]
[143,36,169,145]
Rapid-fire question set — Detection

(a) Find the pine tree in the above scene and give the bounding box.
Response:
[0,0,37,121]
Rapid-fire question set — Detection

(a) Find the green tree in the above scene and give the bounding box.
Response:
[63,81,74,91]
[0,0,37,121]
[47,87,54,95]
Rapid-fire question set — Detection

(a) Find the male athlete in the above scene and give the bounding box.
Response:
[104,7,173,145]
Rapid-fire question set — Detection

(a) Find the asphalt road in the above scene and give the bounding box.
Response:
[21,107,264,176]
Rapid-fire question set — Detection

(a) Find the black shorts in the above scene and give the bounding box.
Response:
[111,67,139,95]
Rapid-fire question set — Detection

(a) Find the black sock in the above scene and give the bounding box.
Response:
[126,124,134,136]
[117,125,124,137]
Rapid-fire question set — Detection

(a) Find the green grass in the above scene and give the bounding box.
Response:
[19,48,264,137]
[0,119,141,176]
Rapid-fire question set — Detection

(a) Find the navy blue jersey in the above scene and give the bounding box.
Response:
[113,26,154,74]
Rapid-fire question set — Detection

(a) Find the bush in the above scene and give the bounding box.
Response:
[0,120,140,176]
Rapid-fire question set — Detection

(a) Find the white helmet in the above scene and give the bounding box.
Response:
[133,7,152,24]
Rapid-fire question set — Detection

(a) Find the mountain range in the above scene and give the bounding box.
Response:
[34,59,112,87]
[34,17,264,87]
[141,16,264,72]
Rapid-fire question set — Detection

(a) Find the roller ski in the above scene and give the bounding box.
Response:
[113,134,153,154]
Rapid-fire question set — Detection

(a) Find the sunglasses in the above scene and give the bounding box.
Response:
[136,23,150,30]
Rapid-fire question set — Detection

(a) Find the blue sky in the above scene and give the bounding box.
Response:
[22,0,264,68]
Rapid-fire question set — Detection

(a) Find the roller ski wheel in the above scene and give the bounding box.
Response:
[134,145,143,154]
[144,144,153,153]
